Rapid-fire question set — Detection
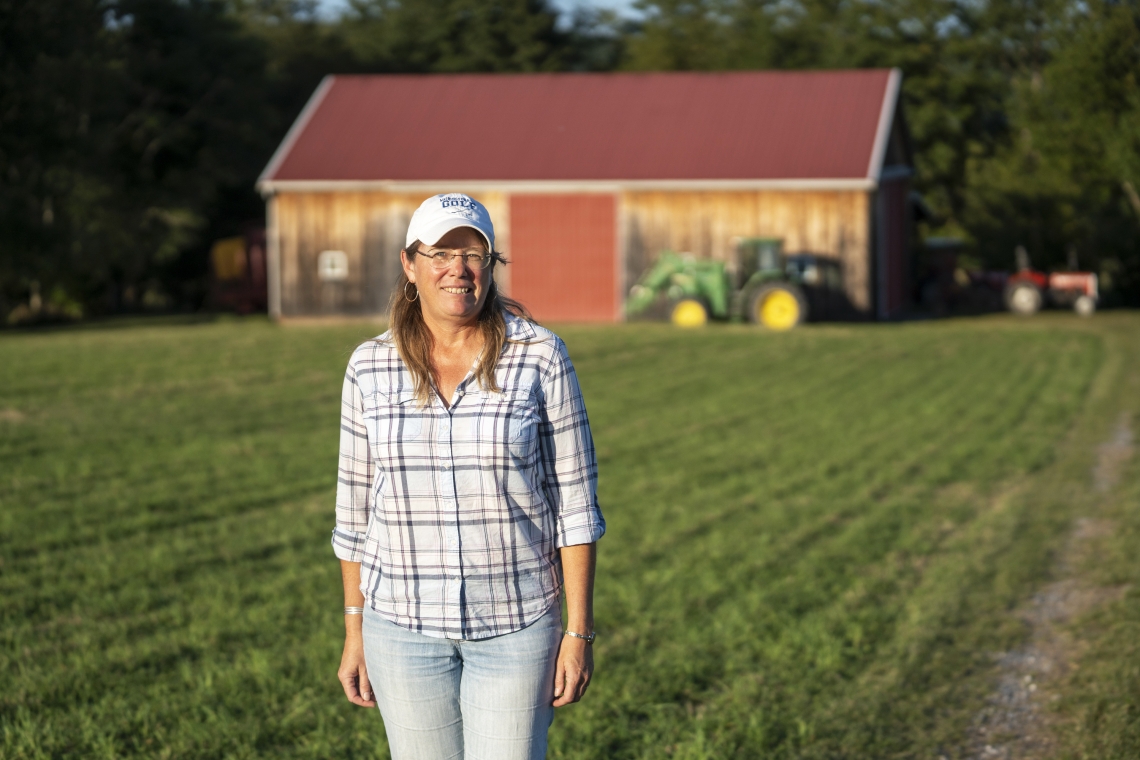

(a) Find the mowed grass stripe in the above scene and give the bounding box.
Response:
[0,316,1122,759]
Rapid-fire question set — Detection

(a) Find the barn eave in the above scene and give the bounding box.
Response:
[256,177,879,195]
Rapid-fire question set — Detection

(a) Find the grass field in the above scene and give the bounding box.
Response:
[2,313,1139,759]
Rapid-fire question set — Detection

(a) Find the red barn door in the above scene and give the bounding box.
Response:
[508,194,617,322]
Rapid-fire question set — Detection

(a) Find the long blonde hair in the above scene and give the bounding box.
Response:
[387,241,533,404]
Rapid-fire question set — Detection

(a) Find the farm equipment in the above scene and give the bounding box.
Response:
[1003,246,1099,316]
[209,227,268,314]
[625,238,845,330]
[919,239,1101,317]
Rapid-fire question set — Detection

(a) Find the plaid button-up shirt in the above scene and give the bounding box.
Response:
[333,313,605,640]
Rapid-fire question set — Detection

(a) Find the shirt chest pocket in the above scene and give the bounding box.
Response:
[502,389,540,452]
[363,389,423,446]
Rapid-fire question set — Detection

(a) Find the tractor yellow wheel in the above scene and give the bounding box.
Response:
[754,286,803,330]
[671,298,708,327]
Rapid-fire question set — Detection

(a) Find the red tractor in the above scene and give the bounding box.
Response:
[1004,246,1099,317]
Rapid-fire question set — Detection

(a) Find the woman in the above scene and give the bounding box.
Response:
[332,193,605,760]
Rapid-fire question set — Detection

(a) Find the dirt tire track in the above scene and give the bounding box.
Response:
[964,414,1133,760]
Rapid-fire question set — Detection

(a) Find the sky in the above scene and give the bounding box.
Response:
[549,0,641,17]
[315,0,642,21]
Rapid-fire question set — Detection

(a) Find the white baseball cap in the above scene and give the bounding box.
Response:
[405,193,495,251]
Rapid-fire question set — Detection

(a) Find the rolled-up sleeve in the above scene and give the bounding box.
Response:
[332,357,372,562]
[538,337,606,548]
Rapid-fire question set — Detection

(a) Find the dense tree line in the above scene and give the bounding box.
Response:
[2,0,1139,320]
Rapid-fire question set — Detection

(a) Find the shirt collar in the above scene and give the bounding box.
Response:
[504,311,538,342]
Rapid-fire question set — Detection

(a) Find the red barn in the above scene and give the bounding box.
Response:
[257,70,913,322]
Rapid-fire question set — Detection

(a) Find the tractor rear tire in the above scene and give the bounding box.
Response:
[670,298,709,328]
[749,283,806,330]
[1074,294,1096,317]
[1005,281,1042,316]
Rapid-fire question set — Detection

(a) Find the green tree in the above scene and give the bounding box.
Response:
[0,0,109,317]
[338,0,572,72]
[1,0,278,316]
[91,0,276,309]
[962,1,1140,295]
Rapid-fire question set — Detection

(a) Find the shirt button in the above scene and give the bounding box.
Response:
[457,389,465,396]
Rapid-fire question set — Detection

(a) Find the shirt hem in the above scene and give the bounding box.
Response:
[363,591,562,641]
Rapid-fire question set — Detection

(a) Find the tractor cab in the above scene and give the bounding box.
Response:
[734,239,846,329]
[734,237,783,285]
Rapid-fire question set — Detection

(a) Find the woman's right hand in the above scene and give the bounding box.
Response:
[338,631,376,708]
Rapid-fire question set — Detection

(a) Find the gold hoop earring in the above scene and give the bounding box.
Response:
[404,281,419,302]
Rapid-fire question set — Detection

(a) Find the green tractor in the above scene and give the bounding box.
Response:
[625,238,843,330]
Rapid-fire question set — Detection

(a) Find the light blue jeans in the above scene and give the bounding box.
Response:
[361,605,562,760]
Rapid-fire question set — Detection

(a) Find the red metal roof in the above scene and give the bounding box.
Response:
[262,70,896,183]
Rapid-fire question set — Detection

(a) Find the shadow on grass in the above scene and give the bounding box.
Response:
[1,312,270,336]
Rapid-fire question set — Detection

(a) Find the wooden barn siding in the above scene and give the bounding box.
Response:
[620,190,872,313]
[271,188,872,317]
[273,191,509,316]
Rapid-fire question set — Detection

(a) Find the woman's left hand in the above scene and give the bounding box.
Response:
[552,635,593,707]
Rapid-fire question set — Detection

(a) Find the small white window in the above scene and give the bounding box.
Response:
[318,250,348,281]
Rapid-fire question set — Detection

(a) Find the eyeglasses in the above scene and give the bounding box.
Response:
[415,247,495,270]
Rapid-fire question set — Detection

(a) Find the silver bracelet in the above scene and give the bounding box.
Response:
[564,629,596,645]
[344,606,364,615]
